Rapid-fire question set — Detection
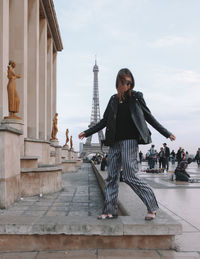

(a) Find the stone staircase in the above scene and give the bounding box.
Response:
[20,156,62,197]
[0,162,182,251]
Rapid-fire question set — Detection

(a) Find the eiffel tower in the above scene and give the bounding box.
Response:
[85,60,104,145]
[81,60,108,158]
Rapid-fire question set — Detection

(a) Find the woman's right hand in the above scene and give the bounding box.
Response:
[78,132,86,139]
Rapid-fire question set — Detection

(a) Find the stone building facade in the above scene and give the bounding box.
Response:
[0,0,63,138]
[0,0,81,209]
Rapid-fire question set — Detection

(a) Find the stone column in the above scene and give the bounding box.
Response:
[27,0,39,139]
[47,38,53,140]
[9,0,28,138]
[53,52,57,118]
[0,0,9,120]
[39,18,47,140]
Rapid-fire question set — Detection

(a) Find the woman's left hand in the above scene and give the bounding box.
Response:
[169,134,176,141]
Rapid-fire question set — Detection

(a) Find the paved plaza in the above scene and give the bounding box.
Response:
[0,162,200,258]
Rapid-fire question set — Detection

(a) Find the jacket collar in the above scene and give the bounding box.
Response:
[112,90,138,112]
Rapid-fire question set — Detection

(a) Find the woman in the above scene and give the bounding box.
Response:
[79,68,175,220]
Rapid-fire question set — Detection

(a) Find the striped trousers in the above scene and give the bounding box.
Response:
[103,139,159,215]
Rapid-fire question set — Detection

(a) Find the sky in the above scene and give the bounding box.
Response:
[54,0,200,155]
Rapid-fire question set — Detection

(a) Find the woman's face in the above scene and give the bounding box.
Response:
[119,75,132,92]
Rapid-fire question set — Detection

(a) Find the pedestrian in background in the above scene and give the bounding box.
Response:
[195,148,200,166]
[148,145,156,169]
[139,151,143,163]
[176,147,183,165]
[170,150,176,165]
[163,143,170,171]
[175,158,192,182]
[158,147,165,170]
[101,155,108,171]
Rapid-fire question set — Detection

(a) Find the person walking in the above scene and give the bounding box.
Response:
[170,150,176,165]
[78,68,175,220]
[139,151,143,163]
[158,147,166,170]
[195,148,200,166]
[163,143,170,171]
[100,155,108,171]
[148,145,156,169]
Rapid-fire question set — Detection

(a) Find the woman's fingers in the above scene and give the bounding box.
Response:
[78,132,85,139]
[169,134,176,141]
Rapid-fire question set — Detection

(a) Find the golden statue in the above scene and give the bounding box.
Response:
[70,136,73,150]
[6,61,21,119]
[51,113,58,140]
[65,129,69,145]
[64,129,69,147]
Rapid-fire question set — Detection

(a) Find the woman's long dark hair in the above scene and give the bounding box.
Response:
[115,68,135,102]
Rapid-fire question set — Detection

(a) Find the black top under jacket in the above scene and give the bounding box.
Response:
[115,99,139,141]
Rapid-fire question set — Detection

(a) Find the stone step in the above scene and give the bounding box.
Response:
[62,159,82,173]
[0,214,178,251]
[20,166,62,197]
[20,156,39,169]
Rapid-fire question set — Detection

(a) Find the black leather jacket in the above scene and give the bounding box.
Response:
[84,90,172,147]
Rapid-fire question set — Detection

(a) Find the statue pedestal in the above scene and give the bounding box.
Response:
[50,139,62,164]
[63,144,69,150]
[50,139,59,146]
[1,118,24,157]
[4,114,22,120]
[1,118,24,131]
[68,149,75,160]
[62,146,69,160]
[0,122,23,208]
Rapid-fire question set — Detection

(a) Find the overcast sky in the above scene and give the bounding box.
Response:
[54,0,200,155]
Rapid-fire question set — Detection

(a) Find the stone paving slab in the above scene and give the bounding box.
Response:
[98,249,161,259]
[0,252,38,259]
[36,250,97,259]
[0,249,199,258]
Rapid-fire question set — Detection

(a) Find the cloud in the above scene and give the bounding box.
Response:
[145,67,200,88]
[170,70,200,84]
[148,36,195,47]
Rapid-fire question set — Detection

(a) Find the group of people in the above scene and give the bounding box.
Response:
[143,145,200,182]
[143,145,190,171]
[90,153,108,171]
[146,143,171,171]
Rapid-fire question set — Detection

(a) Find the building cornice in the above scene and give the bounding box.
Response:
[41,0,63,52]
